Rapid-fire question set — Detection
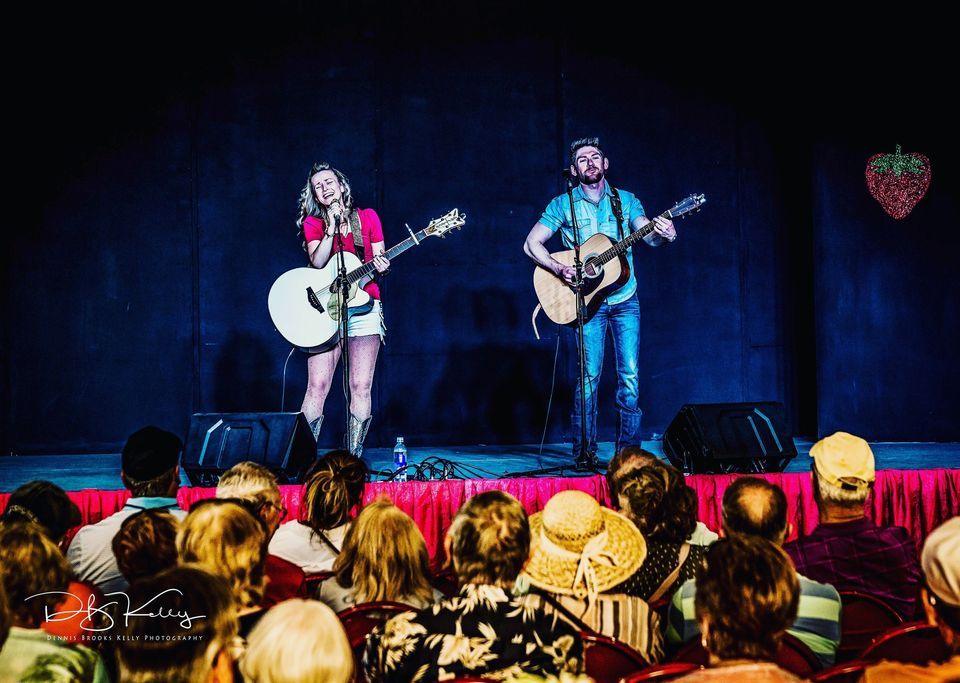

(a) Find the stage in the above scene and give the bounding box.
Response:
[1,438,957,493]
[2,439,957,564]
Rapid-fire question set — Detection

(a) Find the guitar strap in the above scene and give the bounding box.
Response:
[348,211,366,258]
[607,184,626,240]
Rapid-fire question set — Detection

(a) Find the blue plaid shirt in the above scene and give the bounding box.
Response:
[539,183,646,304]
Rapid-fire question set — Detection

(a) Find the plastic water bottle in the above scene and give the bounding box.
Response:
[393,436,408,482]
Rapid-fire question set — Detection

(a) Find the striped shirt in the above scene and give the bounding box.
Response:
[666,574,842,667]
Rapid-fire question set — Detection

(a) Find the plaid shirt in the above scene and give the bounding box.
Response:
[784,517,920,620]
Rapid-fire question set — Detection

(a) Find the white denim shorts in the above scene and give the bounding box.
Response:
[348,299,385,343]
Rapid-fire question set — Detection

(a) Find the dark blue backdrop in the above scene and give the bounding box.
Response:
[5,6,957,453]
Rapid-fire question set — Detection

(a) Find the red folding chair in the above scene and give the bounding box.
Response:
[837,591,903,661]
[671,632,821,676]
[809,660,870,682]
[431,567,460,598]
[581,631,650,683]
[304,570,335,598]
[339,601,416,683]
[621,662,701,681]
[860,621,950,664]
[777,632,824,677]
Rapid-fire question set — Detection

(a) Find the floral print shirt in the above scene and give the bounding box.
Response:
[363,583,584,682]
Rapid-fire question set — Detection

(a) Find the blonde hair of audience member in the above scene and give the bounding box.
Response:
[302,450,367,533]
[117,564,238,683]
[240,599,353,683]
[177,499,267,610]
[112,509,180,583]
[445,490,530,587]
[695,536,800,663]
[333,497,434,604]
[0,522,70,627]
[216,461,286,535]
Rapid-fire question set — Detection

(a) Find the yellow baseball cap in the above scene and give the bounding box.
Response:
[810,431,875,491]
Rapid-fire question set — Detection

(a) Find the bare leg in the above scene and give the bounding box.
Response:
[301,345,342,423]
[346,334,381,419]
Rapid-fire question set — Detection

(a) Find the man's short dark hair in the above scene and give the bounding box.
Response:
[721,477,788,542]
[569,137,605,167]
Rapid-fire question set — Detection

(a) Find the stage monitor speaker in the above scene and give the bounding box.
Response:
[662,402,796,474]
[183,412,316,487]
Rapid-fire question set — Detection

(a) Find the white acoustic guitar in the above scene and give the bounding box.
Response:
[533,194,706,325]
[268,209,466,350]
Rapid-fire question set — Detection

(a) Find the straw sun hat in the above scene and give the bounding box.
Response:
[525,490,646,601]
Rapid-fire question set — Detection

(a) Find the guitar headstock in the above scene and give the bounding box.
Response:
[423,209,466,238]
[667,194,706,219]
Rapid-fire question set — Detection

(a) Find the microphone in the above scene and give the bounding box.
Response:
[330,199,343,227]
[561,169,575,179]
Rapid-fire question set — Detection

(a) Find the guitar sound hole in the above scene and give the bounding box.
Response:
[584,259,602,278]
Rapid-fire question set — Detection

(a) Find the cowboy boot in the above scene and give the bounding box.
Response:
[347,414,372,460]
[308,415,324,455]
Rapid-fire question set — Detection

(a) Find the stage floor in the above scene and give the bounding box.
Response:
[1,440,958,493]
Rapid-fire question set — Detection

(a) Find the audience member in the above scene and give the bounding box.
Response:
[115,564,239,683]
[269,450,366,574]
[784,432,920,619]
[241,599,353,683]
[67,426,185,593]
[364,491,583,682]
[216,461,306,606]
[523,489,663,664]
[607,446,717,545]
[862,516,960,682]
[0,523,108,682]
[676,536,801,681]
[317,497,442,612]
[111,508,179,584]
[667,477,842,666]
[178,499,267,637]
[613,460,708,600]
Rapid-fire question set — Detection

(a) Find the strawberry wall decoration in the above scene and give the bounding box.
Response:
[865,144,931,219]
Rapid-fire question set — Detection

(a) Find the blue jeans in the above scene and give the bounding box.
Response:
[571,294,642,456]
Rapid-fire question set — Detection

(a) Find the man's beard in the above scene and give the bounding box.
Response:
[579,169,605,185]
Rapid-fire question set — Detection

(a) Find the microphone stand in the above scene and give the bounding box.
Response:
[511,172,601,478]
[333,211,352,443]
[566,174,599,472]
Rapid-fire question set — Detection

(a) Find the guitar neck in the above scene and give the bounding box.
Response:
[594,210,668,266]
[346,230,429,284]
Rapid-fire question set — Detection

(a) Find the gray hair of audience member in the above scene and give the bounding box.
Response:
[721,477,789,543]
[116,564,239,683]
[240,599,353,683]
[695,536,800,663]
[216,461,281,506]
[445,490,530,586]
[812,466,870,508]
